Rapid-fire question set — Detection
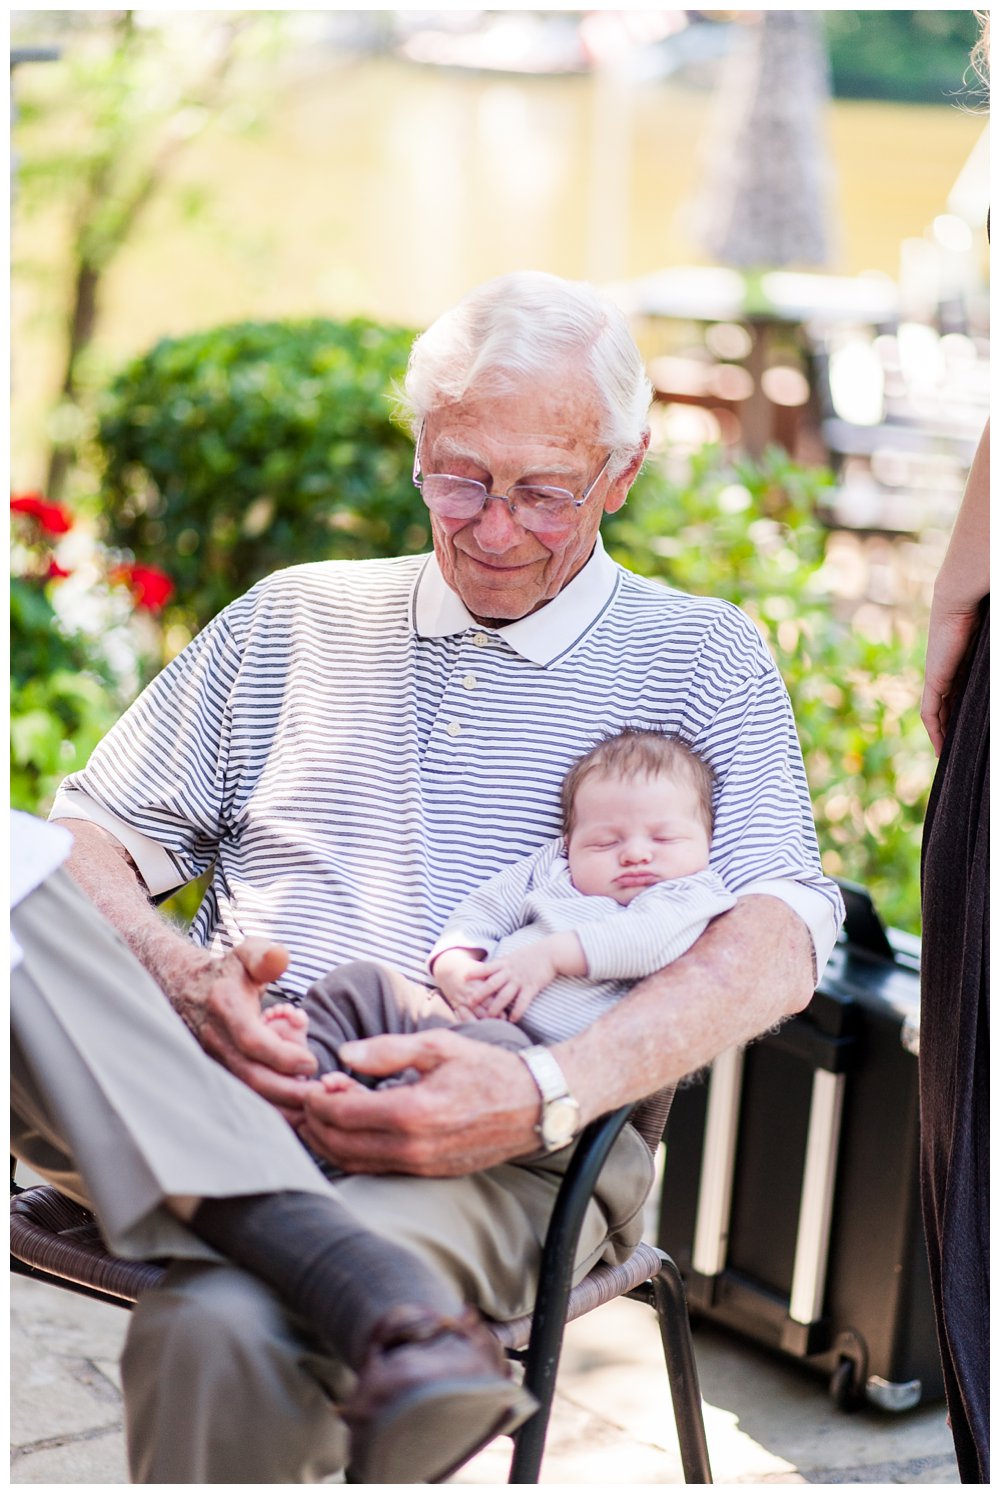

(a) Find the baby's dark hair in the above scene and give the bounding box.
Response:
[560,727,716,839]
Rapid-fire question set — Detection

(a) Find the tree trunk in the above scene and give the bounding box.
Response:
[46,259,101,499]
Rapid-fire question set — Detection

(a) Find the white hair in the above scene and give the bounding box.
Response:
[399,271,652,475]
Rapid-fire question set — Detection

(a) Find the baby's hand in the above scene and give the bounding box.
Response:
[467,946,557,1024]
[262,1002,311,1053]
[431,947,490,1017]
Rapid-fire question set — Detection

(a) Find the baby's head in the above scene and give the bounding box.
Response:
[560,729,715,904]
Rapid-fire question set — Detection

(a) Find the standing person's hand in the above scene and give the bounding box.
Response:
[920,598,984,756]
[919,421,990,758]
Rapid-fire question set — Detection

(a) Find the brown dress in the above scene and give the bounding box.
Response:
[919,598,989,1483]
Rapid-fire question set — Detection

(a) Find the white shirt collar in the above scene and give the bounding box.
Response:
[410,535,622,667]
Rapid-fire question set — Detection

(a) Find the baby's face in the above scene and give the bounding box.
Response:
[566,770,711,905]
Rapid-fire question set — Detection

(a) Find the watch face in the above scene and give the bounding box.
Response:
[542,1097,580,1148]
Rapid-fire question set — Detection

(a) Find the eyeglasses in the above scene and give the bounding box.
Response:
[412,424,614,534]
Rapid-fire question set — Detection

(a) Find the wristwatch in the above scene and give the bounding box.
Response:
[517,1046,581,1153]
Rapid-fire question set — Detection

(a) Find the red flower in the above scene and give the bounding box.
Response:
[45,560,71,581]
[113,563,174,612]
[10,493,73,534]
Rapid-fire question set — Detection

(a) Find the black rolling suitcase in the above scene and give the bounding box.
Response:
[657,882,943,1412]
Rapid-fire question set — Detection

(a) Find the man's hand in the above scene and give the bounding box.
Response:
[298,1029,541,1176]
[55,821,318,1120]
[173,939,318,1120]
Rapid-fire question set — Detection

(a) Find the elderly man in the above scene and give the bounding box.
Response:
[51,270,842,1482]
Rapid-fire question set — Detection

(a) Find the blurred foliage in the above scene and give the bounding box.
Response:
[94,317,425,662]
[12,9,289,498]
[822,10,982,104]
[10,505,127,814]
[608,446,933,932]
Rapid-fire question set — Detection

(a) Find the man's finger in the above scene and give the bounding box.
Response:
[336,1029,455,1079]
[206,1039,313,1112]
[302,1077,425,1144]
[204,1007,317,1077]
[232,939,290,987]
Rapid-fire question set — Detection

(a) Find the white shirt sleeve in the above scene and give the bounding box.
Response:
[47,789,187,898]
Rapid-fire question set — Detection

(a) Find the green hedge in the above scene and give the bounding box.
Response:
[95,317,426,647]
[823,10,981,105]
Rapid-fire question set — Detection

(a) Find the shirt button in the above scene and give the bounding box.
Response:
[462,674,477,690]
[446,720,462,737]
[472,632,489,647]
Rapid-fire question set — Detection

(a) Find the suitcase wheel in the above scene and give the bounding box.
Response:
[829,1354,865,1411]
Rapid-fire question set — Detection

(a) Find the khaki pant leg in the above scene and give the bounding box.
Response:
[121,1115,653,1482]
[11,869,332,1259]
[122,1261,350,1484]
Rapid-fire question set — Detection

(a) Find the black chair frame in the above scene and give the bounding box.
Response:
[508,1104,712,1483]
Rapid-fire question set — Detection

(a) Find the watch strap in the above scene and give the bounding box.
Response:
[518,1045,581,1151]
[518,1045,571,1103]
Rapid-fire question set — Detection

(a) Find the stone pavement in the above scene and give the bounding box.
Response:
[11,1269,958,1485]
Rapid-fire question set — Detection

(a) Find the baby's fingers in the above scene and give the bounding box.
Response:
[483,982,521,1019]
[507,990,535,1024]
[467,967,508,998]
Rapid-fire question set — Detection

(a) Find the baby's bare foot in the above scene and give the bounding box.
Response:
[262,1002,311,1052]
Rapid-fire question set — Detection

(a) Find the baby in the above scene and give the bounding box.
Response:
[425,726,735,1044]
[259,727,735,1480]
[275,728,734,1065]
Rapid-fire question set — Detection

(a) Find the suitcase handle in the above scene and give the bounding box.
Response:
[835,879,895,961]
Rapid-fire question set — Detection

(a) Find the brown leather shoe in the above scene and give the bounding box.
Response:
[342,1303,537,1484]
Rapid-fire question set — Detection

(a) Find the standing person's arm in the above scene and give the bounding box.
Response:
[920,421,990,756]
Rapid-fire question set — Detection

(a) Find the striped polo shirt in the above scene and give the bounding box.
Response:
[52,537,843,999]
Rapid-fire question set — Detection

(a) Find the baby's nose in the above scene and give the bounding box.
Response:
[620,839,652,864]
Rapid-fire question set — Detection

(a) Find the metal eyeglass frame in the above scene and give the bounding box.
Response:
[411,421,614,531]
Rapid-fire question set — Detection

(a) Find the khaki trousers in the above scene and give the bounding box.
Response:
[11,871,654,1483]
